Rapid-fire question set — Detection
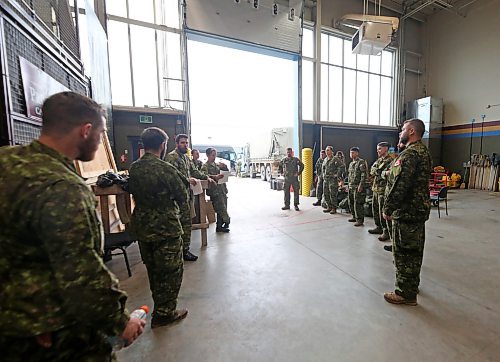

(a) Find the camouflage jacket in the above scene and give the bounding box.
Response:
[322,156,343,181]
[193,159,203,171]
[370,155,393,193]
[383,140,432,222]
[0,141,129,337]
[129,152,189,241]
[348,158,369,188]
[279,156,304,179]
[383,155,399,199]
[315,157,324,178]
[202,161,228,197]
[166,149,207,181]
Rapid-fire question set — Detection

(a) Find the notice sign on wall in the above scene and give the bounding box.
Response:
[19,57,69,122]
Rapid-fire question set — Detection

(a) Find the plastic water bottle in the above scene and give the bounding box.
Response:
[109,305,149,351]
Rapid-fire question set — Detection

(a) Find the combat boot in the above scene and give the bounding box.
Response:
[378,232,390,241]
[354,220,364,227]
[222,221,230,232]
[329,209,337,214]
[183,250,198,261]
[348,217,356,222]
[368,227,383,234]
[383,245,392,252]
[312,201,321,206]
[383,292,417,306]
[281,205,290,210]
[323,208,332,213]
[151,309,188,329]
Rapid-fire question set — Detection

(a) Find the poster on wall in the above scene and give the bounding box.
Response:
[19,57,69,122]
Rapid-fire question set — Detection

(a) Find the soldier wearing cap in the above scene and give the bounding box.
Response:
[368,142,393,241]
[347,147,369,226]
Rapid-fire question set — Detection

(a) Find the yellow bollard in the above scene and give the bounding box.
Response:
[301,148,313,197]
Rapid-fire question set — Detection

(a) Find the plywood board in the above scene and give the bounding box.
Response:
[75,132,117,179]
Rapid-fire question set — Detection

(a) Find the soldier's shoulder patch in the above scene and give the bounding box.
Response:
[394,159,402,167]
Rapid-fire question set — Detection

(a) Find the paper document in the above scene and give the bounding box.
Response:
[191,179,203,195]
[218,171,230,184]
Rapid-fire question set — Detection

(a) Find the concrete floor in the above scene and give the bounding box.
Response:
[110,178,500,362]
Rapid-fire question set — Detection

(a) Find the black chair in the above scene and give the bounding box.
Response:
[104,231,135,277]
[430,186,448,218]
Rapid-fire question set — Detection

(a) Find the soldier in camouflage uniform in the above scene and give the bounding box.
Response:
[166,135,210,261]
[382,143,406,253]
[347,147,369,226]
[192,149,203,171]
[279,147,304,211]
[0,92,144,361]
[129,127,190,327]
[202,148,231,232]
[383,119,432,306]
[313,150,326,206]
[321,146,343,214]
[368,142,393,241]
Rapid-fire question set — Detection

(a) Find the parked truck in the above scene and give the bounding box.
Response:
[245,127,294,181]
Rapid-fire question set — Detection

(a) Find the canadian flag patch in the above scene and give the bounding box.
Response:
[394,159,402,167]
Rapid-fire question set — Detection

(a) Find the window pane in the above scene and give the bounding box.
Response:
[357,54,369,72]
[343,69,356,123]
[380,77,392,125]
[329,66,342,122]
[166,32,182,79]
[343,40,356,69]
[302,60,314,120]
[130,25,158,107]
[159,31,182,108]
[108,21,132,106]
[320,64,328,121]
[356,72,368,124]
[381,50,393,76]
[157,0,180,28]
[329,35,343,66]
[302,28,314,58]
[368,75,380,125]
[321,33,328,63]
[128,0,154,23]
[106,0,127,17]
[369,54,381,74]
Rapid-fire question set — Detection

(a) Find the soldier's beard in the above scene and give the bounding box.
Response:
[399,134,409,145]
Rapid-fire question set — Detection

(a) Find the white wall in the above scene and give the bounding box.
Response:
[425,0,500,126]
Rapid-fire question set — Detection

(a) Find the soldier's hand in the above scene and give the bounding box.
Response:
[357,185,363,193]
[121,317,146,346]
[208,178,216,185]
[189,177,197,186]
[383,213,392,221]
[216,174,224,180]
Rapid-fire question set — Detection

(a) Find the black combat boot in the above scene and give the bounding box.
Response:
[216,216,229,233]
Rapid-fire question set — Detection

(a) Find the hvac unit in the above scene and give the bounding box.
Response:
[352,22,393,56]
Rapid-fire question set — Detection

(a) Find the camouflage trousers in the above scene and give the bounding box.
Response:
[180,205,192,253]
[323,178,338,209]
[1,325,114,362]
[138,236,184,319]
[284,177,300,206]
[211,194,230,224]
[348,188,366,222]
[316,177,324,202]
[392,220,426,299]
[372,191,388,233]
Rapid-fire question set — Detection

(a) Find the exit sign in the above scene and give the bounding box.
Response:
[139,115,152,124]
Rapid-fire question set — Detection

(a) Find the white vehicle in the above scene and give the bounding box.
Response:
[193,144,237,172]
[245,127,294,181]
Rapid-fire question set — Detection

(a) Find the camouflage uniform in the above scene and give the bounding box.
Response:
[129,153,189,320]
[0,141,129,361]
[382,155,399,238]
[322,156,343,209]
[383,140,432,300]
[193,159,203,171]
[315,157,324,202]
[370,155,393,233]
[348,157,369,222]
[279,156,304,207]
[166,149,208,253]
[202,161,230,227]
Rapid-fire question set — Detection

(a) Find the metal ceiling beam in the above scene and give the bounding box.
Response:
[402,0,438,19]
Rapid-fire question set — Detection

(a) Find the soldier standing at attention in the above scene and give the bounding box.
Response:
[0,92,144,360]
[191,149,203,171]
[347,147,369,226]
[129,127,190,327]
[202,148,230,232]
[166,134,210,262]
[383,119,432,305]
[368,142,393,241]
[322,146,343,214]
[313,150,326,206]
[279,147,304,211]
[336,151,347,184]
